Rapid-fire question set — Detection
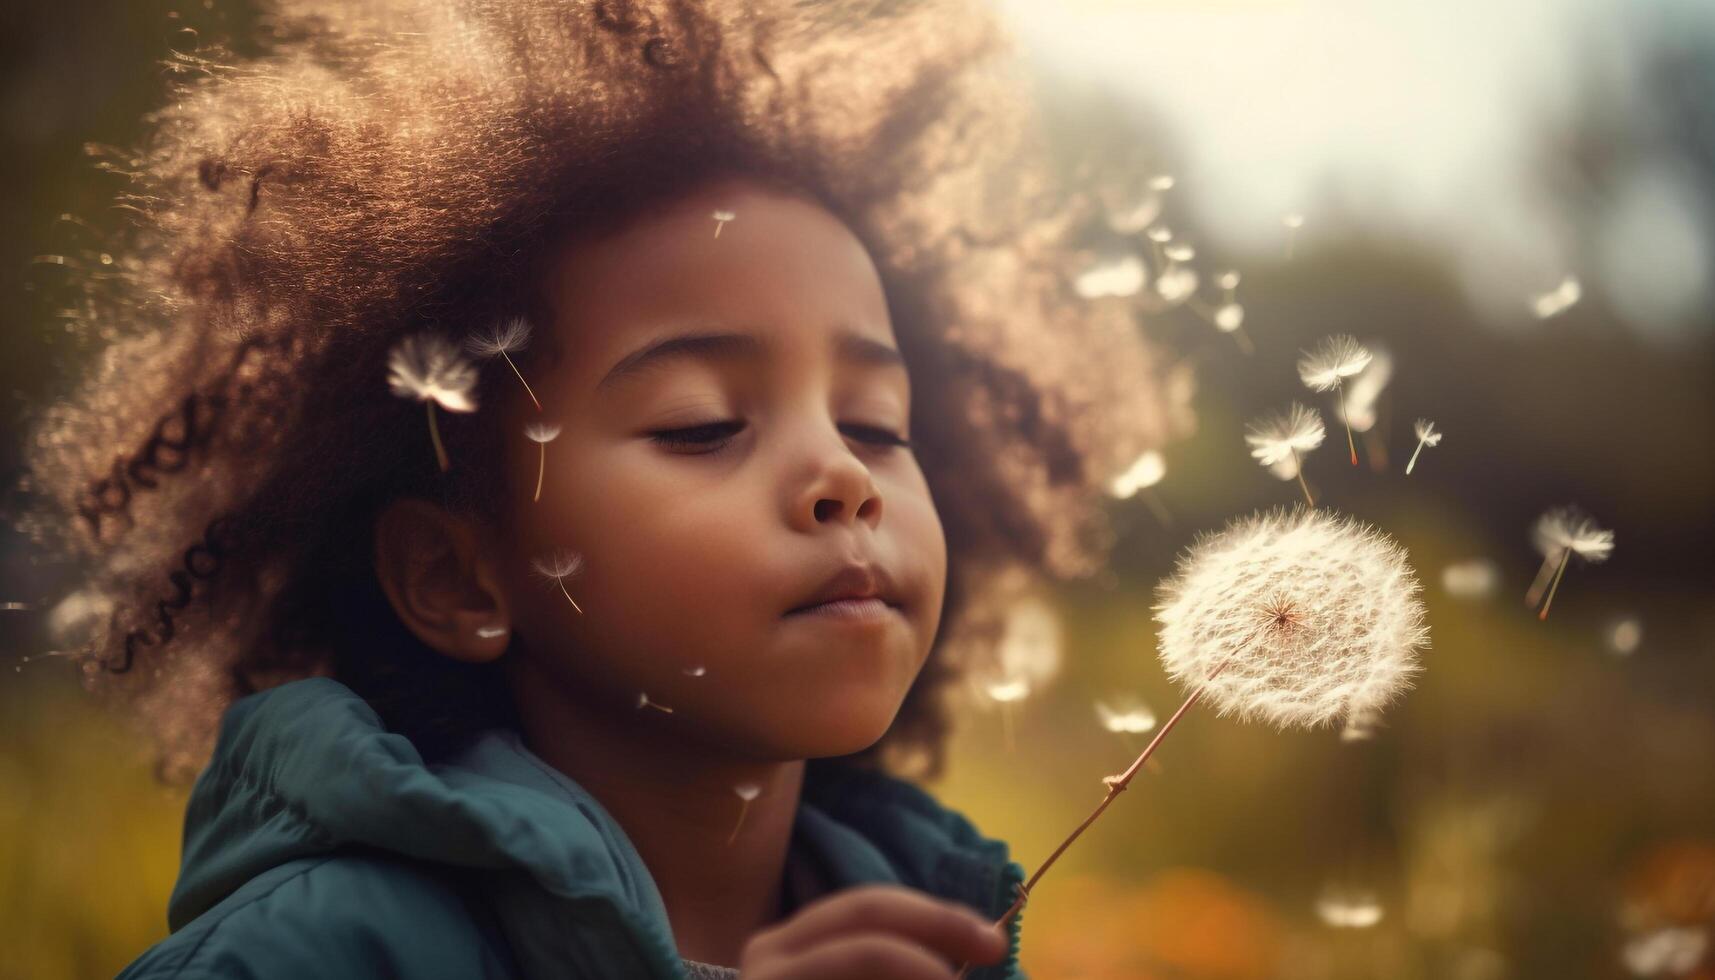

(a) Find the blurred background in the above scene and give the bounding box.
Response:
[2,0,1712,978]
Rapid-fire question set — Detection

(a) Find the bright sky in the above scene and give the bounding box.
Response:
[995,0,1714,341]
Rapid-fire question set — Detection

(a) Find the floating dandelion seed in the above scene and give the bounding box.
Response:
[1073,254,1147,299]
[531,550,586,614]
[1530,275,1582,319]
[1213,303,1245,332]
[465,316,542,412]
[636,691,674,713]
[1106,192,1163,235]
[1109,449,1172,526]
[1147,174,1175,191]
[1441,558,1500,600]
[1246,402,1325,507]
[1316,886,1386,928]
[1094,694,1157,752]
[1621,925,1707,976]
[1339,705,1383,742]
[1406,419,1442,475]
[1341,347,1393,470]
[1283,212,1305,260]
[1607,616,1643,656]
[727,782,762,844]
[1145,224,1174,244]
[984,677,1031,753]
[711,209,735,237]
[1216,270,1241,292]
[1298,334,1372,467]
[1154,264,1199,305]
[388,331,479,472]
[1530,506,1614,621]
[1163,242,1195,263]
[683,664,707,677]
[524,421,562,503]
[956,508,1427,978]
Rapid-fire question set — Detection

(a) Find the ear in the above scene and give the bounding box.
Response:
[373,498,512,665]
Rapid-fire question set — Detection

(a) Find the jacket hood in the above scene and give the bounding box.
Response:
[167,676,1026,979]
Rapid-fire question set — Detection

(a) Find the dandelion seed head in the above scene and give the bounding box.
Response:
[387,331,479,412]
[1297,335,1373,391]
[465,316,532,359]
[1153,507,1429,729]
[1073,254,1147,299]
[532,549,585,581]
[1534,506,1615,562]
[524,421,562,443]
[1245,403,1325,467]
[1413,418,1442,446]
[733,782,761,801]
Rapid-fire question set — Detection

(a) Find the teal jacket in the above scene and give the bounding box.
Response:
[116,677,1029,979]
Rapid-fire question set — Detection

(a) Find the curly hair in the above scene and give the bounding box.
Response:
[10,0,1187,786]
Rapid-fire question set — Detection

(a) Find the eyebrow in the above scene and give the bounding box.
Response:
[595,326,906,391]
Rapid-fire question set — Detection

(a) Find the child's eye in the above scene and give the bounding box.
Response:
[646,420,912,455]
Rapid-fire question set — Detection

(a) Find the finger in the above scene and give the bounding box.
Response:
[761,884,1005,966]
[761,932,963,980]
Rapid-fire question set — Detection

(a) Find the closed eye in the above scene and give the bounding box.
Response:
[647,420,912,454]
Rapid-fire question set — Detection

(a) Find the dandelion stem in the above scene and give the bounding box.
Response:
[1232,326,1255,356]
[1405,437,1427,475]
[1001,702,1016,754]
[726,799,750,845]
[1338,383,1358,466]
[534,442,547,503]
[502,352,543,412]
[425,401,450,472]
[1538,547,1572,621]
[1142,489,1174,528]
[1524,549,1560,608]
[954,654,1237,980]
[1292,449,1315,508]
[558,580,584,614]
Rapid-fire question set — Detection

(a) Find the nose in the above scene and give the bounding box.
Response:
[789,425,884,533]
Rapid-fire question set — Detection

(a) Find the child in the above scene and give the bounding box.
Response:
[15,0,1182,976]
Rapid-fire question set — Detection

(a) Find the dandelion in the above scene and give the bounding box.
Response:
[956,507,1426,977]
[531,549,586,613]
[636,691,673,714]
[524,421,562,503]
[1529,506,1614,621]
[465,316,543,412]
[711,209,735,237]
[1073,254,1147,299]
[388,331,479,472]
[1406,419,1442,475]
[1245,402,1325,507]
[1298,334,1372,467]
[727,782,762,844]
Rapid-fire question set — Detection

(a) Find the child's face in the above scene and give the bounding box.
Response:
[496,177,948,760]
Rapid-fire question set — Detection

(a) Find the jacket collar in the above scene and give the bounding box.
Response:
[168,676,1025,979]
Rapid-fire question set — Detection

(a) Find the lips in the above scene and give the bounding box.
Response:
[785,562,904,615]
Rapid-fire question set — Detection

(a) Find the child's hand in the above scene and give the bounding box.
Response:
[737,883,1008,979]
